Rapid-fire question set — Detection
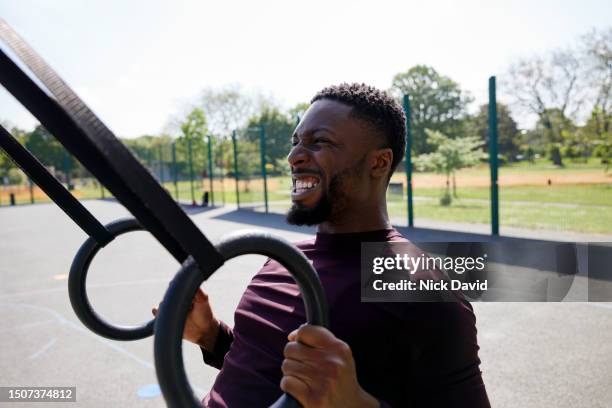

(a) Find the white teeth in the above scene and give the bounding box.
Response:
[293,178,318,193]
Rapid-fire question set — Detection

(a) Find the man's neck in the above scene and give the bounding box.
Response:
[316,202,391,234]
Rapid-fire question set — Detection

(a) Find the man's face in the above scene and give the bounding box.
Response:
[286,99,373,226]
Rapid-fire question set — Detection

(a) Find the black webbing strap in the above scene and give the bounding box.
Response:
[0,124,113,245]
[0,18,224,270]
[0,49,187,263]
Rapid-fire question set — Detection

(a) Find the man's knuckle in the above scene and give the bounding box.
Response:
[322,360,340,379]
[280,359,291,373]
[283,342,296,357]
[279,376,289,392]
[335,341,352,358]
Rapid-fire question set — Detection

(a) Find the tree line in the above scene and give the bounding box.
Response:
[1,27,610,187]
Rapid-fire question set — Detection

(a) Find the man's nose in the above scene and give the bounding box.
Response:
[287,144,310,168]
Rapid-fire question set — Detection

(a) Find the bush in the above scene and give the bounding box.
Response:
[439,192,452,206]
[519,145,537,163]
[8,168,25,185]
[547,144,563,166]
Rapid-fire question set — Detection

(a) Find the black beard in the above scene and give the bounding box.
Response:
[285,178,336,226]
[286,158,364,226]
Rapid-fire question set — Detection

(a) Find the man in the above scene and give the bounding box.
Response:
[154,83,490,407]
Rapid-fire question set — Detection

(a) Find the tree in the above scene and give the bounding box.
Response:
[288,102,310,122]
[236,140,261,192]
[123,133,176,181]
[585,108,612,171]
[0,123,86,184]
[123,135,157,164]
[531,109,577,164]
[0,146,10,179]
[0,121,24,179]
[414,130,486,205]
[26,125,77,180]
[199,84,272,137]
[505,48,586,166]
[467,103,520,163]
[243,106,296,173]
[390,65,472,155]
[581,28,612,145]
[562,120,595,163]
[177,108,209,177]
[211,137,233,177]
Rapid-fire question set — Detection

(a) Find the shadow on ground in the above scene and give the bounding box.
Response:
[94,197,216,215]
[212,210,612,297]
[212,208,317,235]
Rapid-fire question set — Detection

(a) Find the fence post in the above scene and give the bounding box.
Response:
[63,149,71,189]
[147,148,153,172]
[25,140,34,204]
[488,76,500,236]
[403,95,414,227]
[232,130,240,208]
[187,137,195,205]
[158,144,165,187]
[259,124,269,214]
[28,178,33,203]
[172,142,179,200]
[207,134,214,206]
[219,138,225,205]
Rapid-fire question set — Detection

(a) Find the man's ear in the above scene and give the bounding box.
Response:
[370,148,393,178]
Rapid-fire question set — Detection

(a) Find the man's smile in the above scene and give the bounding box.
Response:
[291,173,322,202]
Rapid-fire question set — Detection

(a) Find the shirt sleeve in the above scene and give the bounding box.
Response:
[200,320,234,369]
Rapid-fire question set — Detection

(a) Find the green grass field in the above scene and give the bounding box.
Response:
[2,160,610,235]
[385,185,612,234]
[389,184,612,207]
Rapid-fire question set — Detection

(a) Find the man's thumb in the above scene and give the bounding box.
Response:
[194,288,208,303]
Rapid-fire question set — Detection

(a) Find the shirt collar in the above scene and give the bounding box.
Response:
[313,228,400,250]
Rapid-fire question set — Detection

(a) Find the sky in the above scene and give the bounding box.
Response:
[1,0,611,138]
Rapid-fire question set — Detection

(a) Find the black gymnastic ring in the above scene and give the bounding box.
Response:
[154,231,330,408]
[68,218,155,341]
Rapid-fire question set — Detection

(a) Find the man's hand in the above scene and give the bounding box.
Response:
[280,325,379,408]
[152,288,220,351]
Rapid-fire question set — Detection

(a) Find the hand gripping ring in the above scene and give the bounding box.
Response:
[68,218,155,341]
[154,230,330,408]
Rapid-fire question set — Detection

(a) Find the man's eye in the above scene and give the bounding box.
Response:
[315,138,328,144]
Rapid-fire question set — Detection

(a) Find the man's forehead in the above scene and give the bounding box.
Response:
[296,99,353,134]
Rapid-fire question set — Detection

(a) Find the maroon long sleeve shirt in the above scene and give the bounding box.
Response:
[201,229,490,407]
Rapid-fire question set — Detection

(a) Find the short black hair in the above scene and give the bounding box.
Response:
[311,83,406,179]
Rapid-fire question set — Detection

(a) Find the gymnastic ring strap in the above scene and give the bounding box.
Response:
[68,217,155,341]
[154,230,329,408]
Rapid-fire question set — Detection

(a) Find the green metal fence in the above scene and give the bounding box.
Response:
[231,126,268,211]
[396,78,496,234]
[3,78,610,236]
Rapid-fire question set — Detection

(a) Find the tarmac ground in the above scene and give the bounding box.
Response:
[0,200,611,407]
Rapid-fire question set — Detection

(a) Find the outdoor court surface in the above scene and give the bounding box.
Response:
[1,200,611,407]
